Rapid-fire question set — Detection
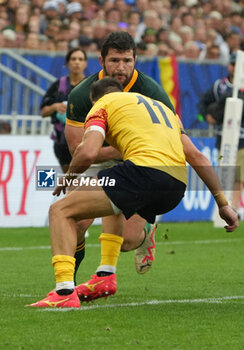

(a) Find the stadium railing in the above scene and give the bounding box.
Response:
[0,49,56,116]
[0,114,52,135]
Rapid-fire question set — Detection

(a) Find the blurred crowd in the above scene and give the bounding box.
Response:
[0,0,244,62]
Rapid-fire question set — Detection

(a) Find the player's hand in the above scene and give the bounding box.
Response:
[219,205,239,232]
[52,176,67,196]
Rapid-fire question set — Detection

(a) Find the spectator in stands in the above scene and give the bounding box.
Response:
[30,0,46,12]
[66,2,83,22]
[229,12,243,35]
[55,23,70,42]
[6,0,21,23]
[205,28,229,64]
[194,25,207,52]
[40,48,87,173]
[144,42,158,56]
[181,12,195,28]
[28,15,41,34]
[170,40,184,57]
[225,30,242,56]
[105,7,121,23]
[2,0,243,58]
[68,20,81,48]
[156,27,170,45]
[12,4,30,33]
[183,40,200,59]
[137,10,161,41]
[56,0,67,20]
[202,44,221,60]
[142,27,157,44]
[106,20,119,35]
[44,19,62,41]
[169,15,182,39]
[113,0,130,22]
[80,21,93,39]
[92,19,108,47]
[2,28,16,48]
[24,32,40,50]
[136,40,147,55]
[40,0,60,35]
[179,25,194,45]
[198,52,244,217]
[128,10,140,26]
[0,4,9,31]
[157,41,173,57]
[78,35,93,51]
[56,39,69,51]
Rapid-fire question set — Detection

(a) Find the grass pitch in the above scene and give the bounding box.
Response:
[0,222,244,350]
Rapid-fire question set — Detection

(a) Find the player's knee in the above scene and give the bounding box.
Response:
[49,201,63,220]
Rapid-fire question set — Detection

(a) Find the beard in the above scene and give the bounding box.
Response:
[103,65,134,87]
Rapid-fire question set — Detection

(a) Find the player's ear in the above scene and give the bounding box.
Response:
[99,55,104,68]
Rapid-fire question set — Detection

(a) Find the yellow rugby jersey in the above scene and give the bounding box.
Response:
[85,92,187,184]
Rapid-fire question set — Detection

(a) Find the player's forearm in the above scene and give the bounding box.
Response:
[189,154,227,207]
[94,146,122,163]
[66,144,95,179]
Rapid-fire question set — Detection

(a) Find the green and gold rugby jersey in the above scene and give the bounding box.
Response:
[66,69,175,127]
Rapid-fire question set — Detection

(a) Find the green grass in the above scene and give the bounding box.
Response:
[1,222,244,350]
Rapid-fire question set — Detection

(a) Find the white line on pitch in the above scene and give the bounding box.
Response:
[37,295,244,312]
[1,238,244,251]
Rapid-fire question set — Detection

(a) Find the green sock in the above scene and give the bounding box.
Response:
[136,222,151,249]
[74,239,85,286]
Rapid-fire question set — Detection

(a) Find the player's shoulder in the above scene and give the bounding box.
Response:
[69,73,99,100]
[136,70,160,86]
[134,71,163,95]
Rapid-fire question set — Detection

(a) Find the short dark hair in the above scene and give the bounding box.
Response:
[101,31,136,60]
[65,47,87,64]
[90,77,123,102]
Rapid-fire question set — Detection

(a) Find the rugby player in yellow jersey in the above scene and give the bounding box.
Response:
[28,78,238,308]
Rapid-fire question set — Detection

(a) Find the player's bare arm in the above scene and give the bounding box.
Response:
[181,132,238,232]
[65,123,121,160]
[53,130,104,196]
[65,124,84,156]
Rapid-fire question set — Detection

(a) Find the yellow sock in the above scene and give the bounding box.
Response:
[52,255,76,283]
[98,233,124,269]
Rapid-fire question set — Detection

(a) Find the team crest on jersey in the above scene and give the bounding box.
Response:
[69,103,74,119]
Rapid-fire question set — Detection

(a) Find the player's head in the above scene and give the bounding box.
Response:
[99,31,137,87]
[101,31,136,59]
[65,48,87,74]
[90,77,123,103]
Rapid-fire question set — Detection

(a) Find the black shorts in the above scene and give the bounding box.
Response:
[98,160,186,224]
[54,141,72,166]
